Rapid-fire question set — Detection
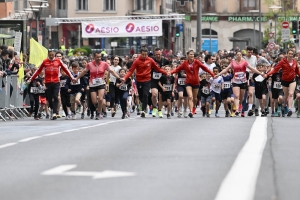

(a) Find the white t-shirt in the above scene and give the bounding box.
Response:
[109,65,121,83]
[243,55,257,71]
[210,76,224,94]
[199,62,216,75]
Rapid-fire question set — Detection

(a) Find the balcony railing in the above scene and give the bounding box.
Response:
[56,9,67,18]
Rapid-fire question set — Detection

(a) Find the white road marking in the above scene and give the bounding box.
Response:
[0,117,138,150]
[44,132,62,137]
[215,117,268,200]
[18,136,42,143]
[41,165,136,179]
[0,143,17,149]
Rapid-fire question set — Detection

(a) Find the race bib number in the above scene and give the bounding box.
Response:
[153,72,162,80]
[234,72,246,82]
[273,81,282,89]
[163,84,172,91]
[178,78,186,85]
[119,84,128,91]
[39,88,45,93]
[30,87,39,94]
[223,82,231,89]
[110,76,116,83]
[92,78,105,86]
[202,86,209,95]
[71,78,80,85]
[213,83,221,90]
[60,80,66,88]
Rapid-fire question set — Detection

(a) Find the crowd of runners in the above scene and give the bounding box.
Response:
[2,44,300,120]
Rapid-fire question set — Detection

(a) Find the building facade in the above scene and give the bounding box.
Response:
[180,0,300,53]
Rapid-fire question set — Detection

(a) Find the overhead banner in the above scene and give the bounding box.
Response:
[82,20,162,38]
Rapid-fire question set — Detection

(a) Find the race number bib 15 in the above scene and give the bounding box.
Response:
[178,78,186,85]
[92,78,105,86]
[273,81,282,89]
[223,81,231,89]
[119,84,128,91]
[153,72,162,80]
[202,86,209,95]
[163,84,172,91]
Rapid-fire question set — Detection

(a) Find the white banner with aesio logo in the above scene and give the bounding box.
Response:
[82,20,162,38]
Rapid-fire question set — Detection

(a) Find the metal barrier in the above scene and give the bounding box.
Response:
[0,75,29,122]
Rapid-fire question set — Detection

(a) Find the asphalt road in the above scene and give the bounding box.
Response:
[0,110,300,200]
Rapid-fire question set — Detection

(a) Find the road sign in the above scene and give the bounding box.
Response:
[268,32,274,38]
[111,42,118,47]
[42,165,136,179]
[281,28,290,41]
[267,42,276,50]
[282,21,289,29]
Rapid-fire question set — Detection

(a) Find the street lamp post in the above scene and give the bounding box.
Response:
[249,10,259,48]
[269,5,282,44]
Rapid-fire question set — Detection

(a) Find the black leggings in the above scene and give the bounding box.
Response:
[88,89,96,114]
[60,93,70,116]
[109,83,118,108]
[136,81,151,112]
[29,93,39,117]
[119,91,129,113]
[45,82,60,114]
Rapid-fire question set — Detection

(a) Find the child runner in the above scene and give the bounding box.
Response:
[210,67,224,118]
[116,68,132,119]
[200,73,212,117]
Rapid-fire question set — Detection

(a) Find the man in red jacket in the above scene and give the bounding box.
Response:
[121,47,170,118]
[28,50,74,120]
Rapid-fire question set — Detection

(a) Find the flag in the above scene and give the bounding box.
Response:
[29,38,48,68]
[18,52,24,84]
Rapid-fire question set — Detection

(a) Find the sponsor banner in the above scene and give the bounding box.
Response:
[82,20,162,38]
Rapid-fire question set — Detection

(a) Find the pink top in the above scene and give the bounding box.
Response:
[86,61,110,87]
[230,60,248,84]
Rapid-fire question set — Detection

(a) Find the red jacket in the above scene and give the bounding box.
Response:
[30,58,73,84]
[267,58,300,82]
[171,60,214,86]
[124,56,167,82]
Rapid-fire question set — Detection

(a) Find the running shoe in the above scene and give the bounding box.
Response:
[209,109,212,115]
[225,110,229,117]
[192,107,196,115]
[56,114,61,118]
[206,113,210,118]
[277,110,281,117]
[235,111,239,117]
[137,110,141,115]
[265,108,269,115]
[158,110,163,118]
[284,106,288,114]
[239,104,243,112]
[261,111,266,117]
[271,113,275,117]
[274,112,278,117]
[177,113,182,118]
[72,114,76,120]
[230,112,235,117]
[277,106,281,113]
[188,112,193,118]
[167,114,171,119]
[183,111,188,118]
[52,114,57,120]
[81,113,84,119]
[90,114,94,119]
[171,111,174,116]
[241,112,245,117]
[112,111,116,117]
[46,114,49,119]
[215,113,220,118]
[149,109,152,115]
[297,111,300,118]
[141,111,146,118]
[103,112,107,118]
[152,108,157,117]
[248,110,254,116]
[287,109,292,117]
[87,109,91,117]
[254,109,259,116]
[122,113,126,119]
[65,114,71,120]
[34,116,39,120]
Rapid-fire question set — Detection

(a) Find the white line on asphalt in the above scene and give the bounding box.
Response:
[0,143,17,149]
[18,136,42,143]
[214,117,268,200]
[44,132,63,137]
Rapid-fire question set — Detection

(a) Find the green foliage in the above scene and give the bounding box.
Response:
[74,48,88,56]
[81,46,92,55]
